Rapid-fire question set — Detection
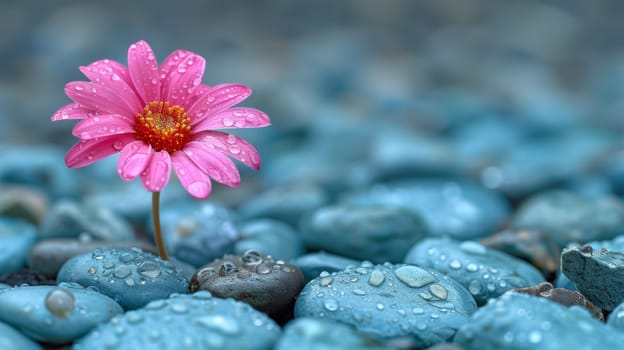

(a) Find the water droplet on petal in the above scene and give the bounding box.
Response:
[222,118,234,127]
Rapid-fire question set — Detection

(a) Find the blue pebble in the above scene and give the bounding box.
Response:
[511,190,624,247]
[295,262,477,347]
[152,201,238,267]
[292,251,360,283]
[404,238,544,305]
[301,204,429,263]
[57,248,189,310]
[235,219,304,261]
[561,245,624,310]
[0,146,77,199]
[38,200,134,241]
[0,283,122,344]
[275,317,387,350]
[344,179,509,240]
[0,217,37,275]
[74,291,281,350]
[238,183,329,227]
[455,292,624,349]
[0,321,42,350]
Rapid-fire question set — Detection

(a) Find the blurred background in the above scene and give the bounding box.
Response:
[2,0,624,205]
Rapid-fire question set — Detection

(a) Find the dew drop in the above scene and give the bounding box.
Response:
[319,276,333,287]
[138,261,161,278]
[412,307,425,315]
[395,266,436,288]
[352,288,366,296]
[119,253,135,263]
[222,118,234,127]
[151,78,158,85]
[75,85,84,91]
[528,330,542,344]
[126,312,144,324]
[219,261,237,276]
[468,280,482,294]
[111,73,121,81]
[88,266,96,274]
[368,270,385,287]
[113,265,132,278]
[124,277,135,286]
[171,303,189,314]
[194,315,241,335]
[257,265,271,274]
[376,303,385,310]
[460,241,487,255]
[449,260,462,270]
[324,298,339,312]
[429,284,448,300]
[466,263,479,272]
[242,249,263,266]
[45,288,75,318]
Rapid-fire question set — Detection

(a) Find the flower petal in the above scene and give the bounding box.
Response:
[80,59,142,112]
[171,151,212,198]
[187,84,211,107]
[140,150,171,192]
[117,140,153,181]
[184,141,240,187]
[187,84,252,125]
[193,131,261,170]
[65,134,134,168]
[51,103,96,121]
[127,40,161,105]
[160,52,206,107]
[72,114,135,139]
[65,81,139,117]
[193,107,271,131]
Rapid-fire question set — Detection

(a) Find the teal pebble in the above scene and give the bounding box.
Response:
[57,247,188,310]
[0,217,37,275]
[0,321,42,350]
[74,291,281,350]
[0,283,122,344]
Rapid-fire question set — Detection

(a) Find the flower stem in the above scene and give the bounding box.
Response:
[152,191,168,260]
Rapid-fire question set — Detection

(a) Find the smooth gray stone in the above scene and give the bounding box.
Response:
[295,262,477,347]
[455,292,624,350]
[0,321,42,350]
[511,190,624,247]
[57,248,189,310]
[73,292,281,350]
[301,204,429,263]
[27,239,157,278]
[0,218,37,275]
[275,317,388,350]
[0,283,122,344]
[39,200,134,241]
[0,185,49,225]
[292,251,360,283]
[561,246,624,310]
[235,219,304,261]
[404,238,544,305]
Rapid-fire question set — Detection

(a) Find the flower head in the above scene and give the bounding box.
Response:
[52,40,270,198]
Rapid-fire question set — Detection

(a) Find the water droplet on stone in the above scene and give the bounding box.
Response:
[376,303,385,310]
[429,284,448,300]
[319,276,333,287]
[528,330,542,344]
[395,266,436,288]
[257,265,271,274]
[88,266,96,274]
[171,303,188,314]
[126,312,144,324]
[92,249,104,260]
[138,261,161,278]
[449,260,462,270]
[355,267,368,275]
[219,261,237,276]
[412,307,425,314]
[352,288,367,296]
[113,265,132,278]
[324,298,339,311]
[466,263,479,272]
[144,299,166,310]
[45,288,75,319]
[119,253,135,263]
[242,249,263,266]
[460,241,487,255]
[419,292,433,300]
[468,280,482,294]
[194,315,241,335]
[368,270,385,287]
[124,277,135,286]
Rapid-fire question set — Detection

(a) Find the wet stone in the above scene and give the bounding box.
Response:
[0,321,43,350]
[404,238,544,305]
[190,250,304,323]
[27,238,158,278]
[344,179,509,240]
[0,217,37,275]
[294,262,476,347]
[274,317,388,350]
[292,251,359,283]
[561,245,624,310]
[39,200,134,241]
[513,282,603,321]
[234,219,304,261]
[455,292,624,350]
[511,190,624,248]
[0,269,55,287]
[480,228,560,278]
[238,182,329,227]
[0,283,122,344]
[301,204,429,263]
[73,292,280,350]
[154,201,238,267]
[57,247,189,310]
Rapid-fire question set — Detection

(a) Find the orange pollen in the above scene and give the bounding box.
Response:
[134,101,192,153]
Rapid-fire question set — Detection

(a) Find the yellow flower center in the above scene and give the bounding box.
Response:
[134,101,192,153]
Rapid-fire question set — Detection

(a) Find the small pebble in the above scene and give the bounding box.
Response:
[0,217,37,275]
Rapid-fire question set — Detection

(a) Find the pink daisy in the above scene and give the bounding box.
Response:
[51,40,270,199]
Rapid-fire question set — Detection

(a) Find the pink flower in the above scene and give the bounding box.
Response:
[52,40,270,199]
